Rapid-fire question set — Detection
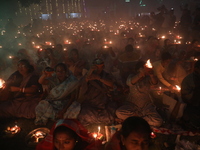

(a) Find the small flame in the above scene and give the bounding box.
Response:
[98,126,101,133]
[93,133,97,138]
[175,85,181,91]
[35,131,43,137]
[0,78,5,88]
[103,45,108,49]
[161,36,165,39]
[145,59,153,68]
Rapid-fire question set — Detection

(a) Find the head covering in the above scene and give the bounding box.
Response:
[92,58,104,65]
[36,119,96,150]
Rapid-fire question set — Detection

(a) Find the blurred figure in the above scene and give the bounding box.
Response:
[181,60,200,130]
[179,8,192,42]
[65,49,88,78]
[116,61,162,127]
[0,59,42,118]
[185,39,200,59]
[35,63,79,125]
[77,58,117,126]
[105,116,152,150]
[118,44,141,85]
[153,52,175,90]
[162,39,176,57]
[5,18,17,37]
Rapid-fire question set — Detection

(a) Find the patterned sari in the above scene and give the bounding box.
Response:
[35,74,80,124]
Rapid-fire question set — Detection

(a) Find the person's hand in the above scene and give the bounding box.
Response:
[43,70,53,77]
[86,73,101,81]
[169,85,176,91]
[90,65,98,71]
[145,67,154,75]
[10,86,20,92]
[138,68,146,78]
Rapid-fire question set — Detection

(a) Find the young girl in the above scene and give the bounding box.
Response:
[36,119,101,150]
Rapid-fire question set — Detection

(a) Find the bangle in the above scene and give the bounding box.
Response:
[22,87,25,93]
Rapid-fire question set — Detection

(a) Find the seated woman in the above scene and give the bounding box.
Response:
[77,58,118,126]
[116,61,163,127]
[35,63,80,125]
[36,119,101,150]
[105,116,152,150]
[65,49,88,79]
[0,59,42,118]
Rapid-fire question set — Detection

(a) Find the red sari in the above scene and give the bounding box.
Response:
[36,119,102,150]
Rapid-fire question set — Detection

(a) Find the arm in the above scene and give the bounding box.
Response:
[127,68,145,85]
[154,65,171,87]
[38,71,52,85]
[99,77,114,88]
[10,85,39,94]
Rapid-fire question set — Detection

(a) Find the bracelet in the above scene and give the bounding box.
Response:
[22,87,25,93]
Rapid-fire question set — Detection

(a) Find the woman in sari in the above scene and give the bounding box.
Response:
[36,119,101,150]
[35,63,80,125]
[0,59,42,118]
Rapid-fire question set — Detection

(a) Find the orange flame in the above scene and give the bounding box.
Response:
[145,59,153,68]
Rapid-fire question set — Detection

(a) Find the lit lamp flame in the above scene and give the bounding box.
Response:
[6,125,21,134]
[151,132,156,138]
[8,55,13,59]
[35,45,40,49]
[161,36,165,39]
[93,133,97,139]
[175,85,181,92]
[145,59,153,68]
[0,78,5,88]
[103,45,108,49]
[34,131,45,143]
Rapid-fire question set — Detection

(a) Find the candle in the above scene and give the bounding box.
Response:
[157,86,162,95]
[98,126,100,136]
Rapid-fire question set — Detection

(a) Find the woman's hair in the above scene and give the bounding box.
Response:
[161,52,172,61]
[18,59,34,73]
[121,116,152,139]
[70,48,79,54]
[53,125,83,150]
[164,39,170,46]
[55,63,68,72]
[125,44,134,52]
[53,125,78,140]
[135,60,145,72]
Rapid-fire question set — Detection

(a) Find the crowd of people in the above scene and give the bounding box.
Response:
[0,3,200,150]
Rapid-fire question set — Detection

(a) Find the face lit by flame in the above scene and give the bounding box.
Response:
[145,59,153,68]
